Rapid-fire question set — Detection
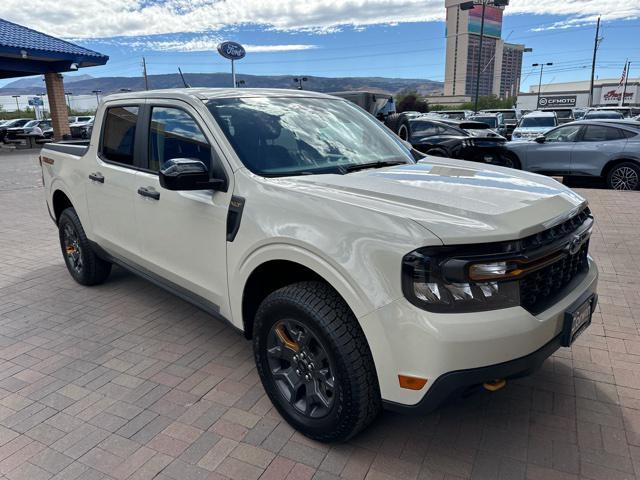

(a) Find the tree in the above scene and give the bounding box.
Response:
[396,90,429,113]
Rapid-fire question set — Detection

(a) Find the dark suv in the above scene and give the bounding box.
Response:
[480,108,522,139]
[0,118,32,142]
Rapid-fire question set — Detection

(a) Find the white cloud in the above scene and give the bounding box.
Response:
[2,0,639,39]
[124,35,319,53]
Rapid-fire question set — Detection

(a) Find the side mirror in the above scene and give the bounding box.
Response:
[534,135,546,144]
[159,158,227,191]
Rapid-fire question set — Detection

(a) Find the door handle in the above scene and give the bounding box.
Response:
[89,173,104,183]
[137,186,160,200]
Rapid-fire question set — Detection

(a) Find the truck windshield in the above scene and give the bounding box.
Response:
[207,97,413,177]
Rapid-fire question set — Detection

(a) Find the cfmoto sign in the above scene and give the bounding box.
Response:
[537,95,577,108]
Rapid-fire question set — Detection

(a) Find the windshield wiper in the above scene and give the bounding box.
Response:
[343,159,408,173]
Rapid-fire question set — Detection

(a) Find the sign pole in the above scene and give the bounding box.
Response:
[232,59,236,88]
[217,42,245,88]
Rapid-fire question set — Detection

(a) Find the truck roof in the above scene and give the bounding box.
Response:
[103,88,338,103]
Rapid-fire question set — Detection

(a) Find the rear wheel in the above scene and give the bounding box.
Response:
[58,208,112,286]
[500,152,521,169]
[427,148,448,157]
[253,281,381,442]
[606,162,640,190]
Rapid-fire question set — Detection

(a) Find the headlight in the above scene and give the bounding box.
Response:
[402,248,520,313]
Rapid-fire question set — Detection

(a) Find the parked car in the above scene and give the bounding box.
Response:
[69,116,95,139]
[511,111,558,141]
[393,116,514,167]
[435,109,474,120]
[0,118,32,142]
[505,120,640,190]
[469,113,509,138]
[595,106,640,118]
[480,108,522,139]
[583,110,624,120]
[573,108,589,120]
[4,119,53,142]
[328,91,395,121]
[41,88,598,441]
[541,108,575,125]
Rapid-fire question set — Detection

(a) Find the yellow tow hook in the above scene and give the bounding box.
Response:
[483,379,506,392]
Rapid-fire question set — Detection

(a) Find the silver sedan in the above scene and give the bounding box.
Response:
[505,120,640,190]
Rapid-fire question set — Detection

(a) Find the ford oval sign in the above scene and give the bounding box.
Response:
[217,42,246,61]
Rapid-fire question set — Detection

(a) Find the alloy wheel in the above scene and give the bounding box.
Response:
[62,223,83,274]
[610,166,639,191]
[266,319,336,418]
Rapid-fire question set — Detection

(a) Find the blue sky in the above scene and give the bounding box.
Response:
[2,1,639,90]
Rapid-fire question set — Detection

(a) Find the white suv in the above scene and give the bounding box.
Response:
[512,110,558,141]
[41,89,598,441]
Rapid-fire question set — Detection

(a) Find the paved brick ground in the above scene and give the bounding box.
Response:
[0,148,639,480]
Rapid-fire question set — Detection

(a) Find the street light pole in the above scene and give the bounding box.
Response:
[65,92,73,112]
[11,95,20,113]
[533,62,553,108]
[459,0,509,112]
[473,0,487,113]
[92,90,102,106]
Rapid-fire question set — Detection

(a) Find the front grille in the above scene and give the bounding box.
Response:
[519,209,592,314]
[521,207,591,251]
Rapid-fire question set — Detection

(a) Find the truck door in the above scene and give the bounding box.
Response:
[86,105,142,259]
[133,102,232,317]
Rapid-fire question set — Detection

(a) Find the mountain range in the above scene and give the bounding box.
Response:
[0,73,443,96]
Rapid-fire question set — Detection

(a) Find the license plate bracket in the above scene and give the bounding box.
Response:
[561,293,596,347]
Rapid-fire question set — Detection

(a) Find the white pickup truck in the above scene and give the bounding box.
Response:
[40,88,598,441]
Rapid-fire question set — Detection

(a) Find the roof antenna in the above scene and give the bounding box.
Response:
[178,67,191,88]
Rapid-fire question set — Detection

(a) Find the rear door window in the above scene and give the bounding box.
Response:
[581,125,624,142]
[101,106,139,166]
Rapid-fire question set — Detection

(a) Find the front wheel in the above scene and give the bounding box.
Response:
[606,162,640,190]
[58,208,112,286]
[253,281,381,442]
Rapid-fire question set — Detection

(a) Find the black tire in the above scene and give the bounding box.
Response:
[500,152,521,169]
[396,117,411,141]
[384,113,402,133]
[427,148,448,157]
[58,207,112,286]
[606,162,640,190]
[253,281,381,442]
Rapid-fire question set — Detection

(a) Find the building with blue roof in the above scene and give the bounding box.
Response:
[0,18,109,139]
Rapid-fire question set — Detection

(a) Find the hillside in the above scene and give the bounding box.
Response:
[0,72,442,96]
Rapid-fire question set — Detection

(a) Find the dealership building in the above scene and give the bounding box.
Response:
[516,78,640,111]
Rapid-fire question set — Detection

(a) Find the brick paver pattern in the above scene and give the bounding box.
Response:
[0,149,639,480]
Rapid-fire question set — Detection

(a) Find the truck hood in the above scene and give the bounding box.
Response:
[278,160,586,244]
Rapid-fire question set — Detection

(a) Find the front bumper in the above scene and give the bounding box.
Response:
[359,257,598,409]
